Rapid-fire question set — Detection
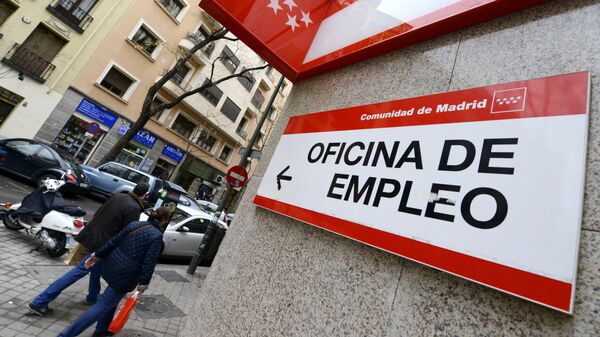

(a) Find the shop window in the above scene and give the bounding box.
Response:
[199,80,223,106]
[99,66,136,98]
[0,1,17,27]
[219,46,240,73]
[172,64,191,86]
[115,142,149,168]
[157,0,187,20]
[171,114,196,139]
[130,24,161,57]
[219,145,232,162]
[53,115,105,163]
[152,158,176,179]
[220,97,241,122]
[196,129,217,153]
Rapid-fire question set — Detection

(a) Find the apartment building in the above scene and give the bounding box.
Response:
[36,0,291,206]
[0,0,133,138]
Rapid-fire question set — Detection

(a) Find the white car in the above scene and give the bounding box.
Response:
[141,205,227,258]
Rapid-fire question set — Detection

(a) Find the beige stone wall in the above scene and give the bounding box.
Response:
[183,1,600,336]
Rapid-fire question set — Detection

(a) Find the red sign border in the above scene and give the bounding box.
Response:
[200,0,554,82]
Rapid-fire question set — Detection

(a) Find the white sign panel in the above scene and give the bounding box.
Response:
[254,72,590,313]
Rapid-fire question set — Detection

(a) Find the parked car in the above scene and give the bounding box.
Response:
[83,161,191,208]
[0,138,90,193]
[141,204,227,258]
[82,161,158,197]
[179,194,206,213]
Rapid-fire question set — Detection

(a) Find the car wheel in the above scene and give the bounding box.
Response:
[37,173,58,187]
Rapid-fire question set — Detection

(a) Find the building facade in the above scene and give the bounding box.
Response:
[182,1,600,336]
[0,0,132,138]
[35,0,291,206]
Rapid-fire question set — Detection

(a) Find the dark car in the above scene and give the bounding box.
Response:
[0,138,90,193]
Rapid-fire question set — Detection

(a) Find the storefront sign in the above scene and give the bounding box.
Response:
[254,72,590,313]
[201,0,554,82]
[76,98,118,127]
[162,144,185,163]
[117,124,157,148]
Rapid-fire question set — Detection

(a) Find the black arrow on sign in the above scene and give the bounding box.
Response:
[277,166,292,190]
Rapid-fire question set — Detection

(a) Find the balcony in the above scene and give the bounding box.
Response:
[47,0,94,33]
[1,43,56,83]
[185,32,215,57]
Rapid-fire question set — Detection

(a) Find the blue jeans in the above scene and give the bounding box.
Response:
[58,286,126,337]
[31,254,101,308]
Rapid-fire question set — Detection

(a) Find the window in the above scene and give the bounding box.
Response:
[196,130,217,153]
[269,106,277,120]
[251,89,266,109]
[3,25,66,82]
[171,64,190,86]
[236,117,248,137]
[170,209,190,225]
[47,0,97,33]
[220,98,241,122]
[171,114,195,139]
[279,80,288,94]
[5,140,39,156]
[219,145,232,162]
[151,97,166,120]
[99,66,135,98]
[200,80,223,106]
[0,1,17,27]
[99,163,128,178]
[125,170,150,184]
[157,0,186,19]
[185,219,208,234]
[219,46,240,73]
[237,67,256,92]
[35,147,57,162]
[131,25,160,56]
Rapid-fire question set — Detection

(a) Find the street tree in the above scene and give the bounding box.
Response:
[98,27,268,165]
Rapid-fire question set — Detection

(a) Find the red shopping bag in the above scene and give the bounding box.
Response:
[108,291,140,333]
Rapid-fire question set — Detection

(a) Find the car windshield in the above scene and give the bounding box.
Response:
[170,209,191,224]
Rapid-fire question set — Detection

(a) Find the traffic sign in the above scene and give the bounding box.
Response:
[226,166,249,189]
[86,122,100,134]
[254,72,590,313]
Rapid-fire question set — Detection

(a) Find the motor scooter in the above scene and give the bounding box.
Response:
[0,150,86,257]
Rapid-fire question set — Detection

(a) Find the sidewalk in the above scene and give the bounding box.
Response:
[0,225,208,337]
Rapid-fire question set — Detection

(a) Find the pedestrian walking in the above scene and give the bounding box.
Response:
[28,183,149,316]
[58,206,170,337]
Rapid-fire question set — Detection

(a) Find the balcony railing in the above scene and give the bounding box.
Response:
[185,32,215,57]
[1,43,56,83]
[47,0,94,33]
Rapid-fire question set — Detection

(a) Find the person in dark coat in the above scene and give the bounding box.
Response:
[28,183,149,316]
[58,207,171,337]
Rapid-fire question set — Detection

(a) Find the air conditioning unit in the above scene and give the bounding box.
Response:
[214,175,225,184]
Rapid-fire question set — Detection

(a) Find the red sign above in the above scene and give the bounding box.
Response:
[200,0,553,82]
[254,72,590,313]
[226,165,249,188]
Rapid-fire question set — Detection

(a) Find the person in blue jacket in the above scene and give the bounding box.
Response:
[57,206,171,337]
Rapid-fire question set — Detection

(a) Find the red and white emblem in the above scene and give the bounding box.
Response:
[491,88,527,113]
